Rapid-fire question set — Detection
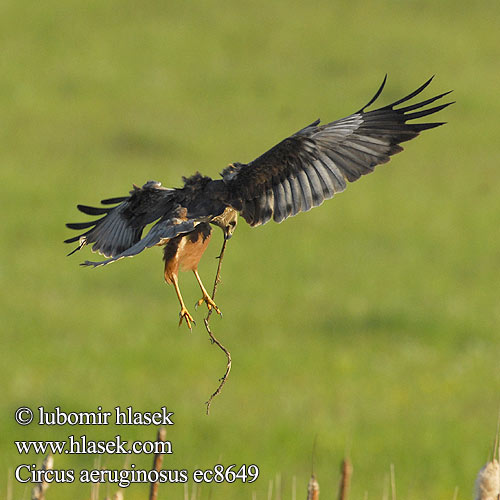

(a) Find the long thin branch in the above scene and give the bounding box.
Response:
[204,238,232,415]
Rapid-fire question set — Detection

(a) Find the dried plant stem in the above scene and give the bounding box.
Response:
[149,427,167,500]
[267,478,273,500]
[493,411,500,461]
[7,468,12,500]
[275,472,282,500]
[337,458,353,500]
[190,482,198,500]
[307,474,320,500]
[382,473,389,500]
[31,454,53,500]
[390,464,397,500]
[205,238,232,415]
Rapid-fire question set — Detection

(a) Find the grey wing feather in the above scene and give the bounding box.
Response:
[65,181,176,258]
[222,76,453,226]
[81,219,196,267]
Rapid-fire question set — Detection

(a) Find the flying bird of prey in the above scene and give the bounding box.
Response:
[66,76,452,329]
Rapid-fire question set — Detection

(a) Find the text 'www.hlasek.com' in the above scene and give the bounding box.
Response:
[13,406,259,488]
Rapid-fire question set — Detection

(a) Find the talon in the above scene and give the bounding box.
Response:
[178,307,195,330]
[196,293,222,316]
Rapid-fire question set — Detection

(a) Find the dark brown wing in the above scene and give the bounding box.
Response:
[65,180,177,259]
[66,177,224,268]
[221,76,453,226]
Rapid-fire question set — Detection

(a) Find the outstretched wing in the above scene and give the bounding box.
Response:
[66,179,206,267]
[79,217,197,268]
[221,76,453,226]
[65,181,176,258]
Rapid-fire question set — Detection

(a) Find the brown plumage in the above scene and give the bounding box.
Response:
[65,76,453,328]
[163,223,216,328]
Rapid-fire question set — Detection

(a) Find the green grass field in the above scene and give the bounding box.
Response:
[2,0,499,498]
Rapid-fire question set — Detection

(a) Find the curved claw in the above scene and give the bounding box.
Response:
[178,307,195,330]
[195,294,222,316]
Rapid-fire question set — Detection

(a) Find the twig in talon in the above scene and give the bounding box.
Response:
[204,238,232,415]
[204,316,232,414]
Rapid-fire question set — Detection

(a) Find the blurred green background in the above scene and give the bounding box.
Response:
[1,0,499,498]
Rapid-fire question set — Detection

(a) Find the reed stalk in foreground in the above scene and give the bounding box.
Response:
[31,454,53,500]
[474,460,500,500]
[149,426,167,500]
[475,428,500,500]
[307,473,320,500]
[337,458,353,500]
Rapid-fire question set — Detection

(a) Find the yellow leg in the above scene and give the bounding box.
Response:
[193,270,222,315]
[171,274,195,330]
